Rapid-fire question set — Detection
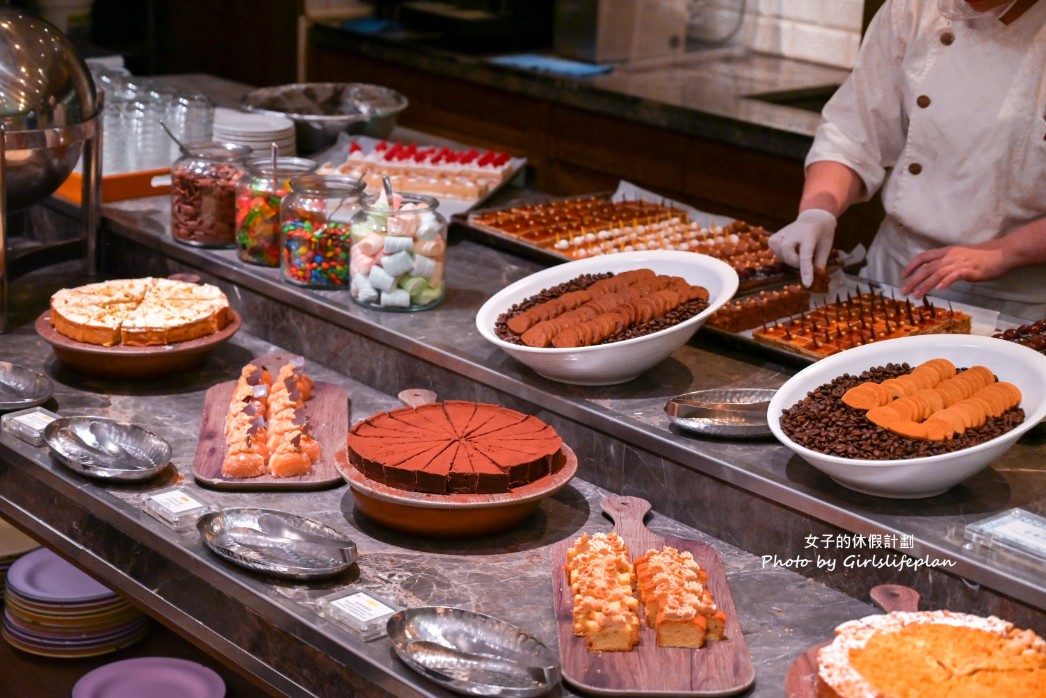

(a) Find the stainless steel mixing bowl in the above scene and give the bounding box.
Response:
[241,82,408,153]
[0,7,99,209]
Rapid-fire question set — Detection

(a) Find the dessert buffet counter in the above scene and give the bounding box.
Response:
[0,323,878,697]
[83,183,1046,632]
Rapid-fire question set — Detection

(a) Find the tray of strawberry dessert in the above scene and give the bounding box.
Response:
[192,352,348,491]
[315,134,526,218]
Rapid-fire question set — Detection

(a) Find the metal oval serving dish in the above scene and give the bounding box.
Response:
[666,388,777,438]
[44,416,171,481]
[0,361,53,411]
[196,507,357,581]
[387,606,560,697]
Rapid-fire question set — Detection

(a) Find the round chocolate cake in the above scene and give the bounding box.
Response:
[348,401,564,495]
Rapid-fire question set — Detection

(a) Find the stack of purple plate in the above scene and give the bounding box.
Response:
[0,519,40,598]
[73,657,226,698]
[2,548,148,658]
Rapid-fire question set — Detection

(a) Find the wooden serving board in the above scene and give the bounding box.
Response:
[551,496,755,696]
[192,368,349,491]
[784,585,920,697]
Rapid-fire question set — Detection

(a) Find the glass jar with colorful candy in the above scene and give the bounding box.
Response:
[280,175,365,288]
[235,156,317,266]
[171,143,251,248]
[349,192,447,311]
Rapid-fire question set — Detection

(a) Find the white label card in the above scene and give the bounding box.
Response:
[13,412,56,431]
[149,489,203,514]
[331,592,395,622]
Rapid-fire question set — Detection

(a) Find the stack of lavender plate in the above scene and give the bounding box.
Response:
[0,519,40,598]
[2,548,148,658]
[73,657,226,697]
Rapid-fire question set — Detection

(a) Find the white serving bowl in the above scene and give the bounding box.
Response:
[475,250,739,385]
[767,334,1046,498]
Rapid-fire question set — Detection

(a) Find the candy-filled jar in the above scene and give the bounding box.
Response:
[171,143,250,248]
[280,175,365,288]
[349,193,447,311]
[235,156,317,266]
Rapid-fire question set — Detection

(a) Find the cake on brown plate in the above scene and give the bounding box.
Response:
[817,610,1046,697]
[348,401,564,495]
[50,277,231,347]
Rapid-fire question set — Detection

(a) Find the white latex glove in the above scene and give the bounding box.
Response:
[767,209,837,287]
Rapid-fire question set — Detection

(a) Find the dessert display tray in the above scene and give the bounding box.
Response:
[703,275,1009,366]
[339,443,578,538]
[313,134,527,219]
[192,375,348,492]
[452,182,796,291]
[551,496,754,697]
[35,310,242,380]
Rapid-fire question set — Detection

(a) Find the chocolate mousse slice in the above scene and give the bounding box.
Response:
[442,400,477,437]
[473,443,541,488]
[389,404,455,435]
[349,438,440,480]
[462,444,511,494]
[467,407,530,438]
[442,443,478,494]
[387,442,455,492]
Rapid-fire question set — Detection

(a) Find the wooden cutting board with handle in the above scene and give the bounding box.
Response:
[193,352,349,491]
[551,496,755,696]
[784,584,920,697]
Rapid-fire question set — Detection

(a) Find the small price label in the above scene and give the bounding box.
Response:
[149,489,203,514]
[331,592,396,622]
[12,411,56,431]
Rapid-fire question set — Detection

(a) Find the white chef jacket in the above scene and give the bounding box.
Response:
[807,0,1046,320]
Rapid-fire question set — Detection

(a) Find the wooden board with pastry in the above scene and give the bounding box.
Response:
[193,354,348,491]
[551,496,754,696]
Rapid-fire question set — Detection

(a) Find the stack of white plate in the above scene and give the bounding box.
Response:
[213,107,296,156]
[2,548,148,658]
[0,519,40,598]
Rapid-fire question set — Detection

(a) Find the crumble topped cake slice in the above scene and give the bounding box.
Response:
[564,532,641,652]
[634,546,726,648]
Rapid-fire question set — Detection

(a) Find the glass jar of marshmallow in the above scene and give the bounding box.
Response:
[349,193,447,311]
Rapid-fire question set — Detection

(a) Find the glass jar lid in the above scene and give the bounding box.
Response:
[361,192,439,214]
[289,174,365,197]
[183,142,252,163]
[244,156,318,179]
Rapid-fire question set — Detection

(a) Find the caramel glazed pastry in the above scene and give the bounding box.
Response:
[817,610,1046,698]
[222,358,321,479]
[50,277,231,347]
[505,268,709,349]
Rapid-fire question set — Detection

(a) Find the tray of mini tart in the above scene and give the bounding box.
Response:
[340,397,578,538]
[454,192,794,292]
[786,585,1046,697]
[193,353,348,491]
[551,496,754,697]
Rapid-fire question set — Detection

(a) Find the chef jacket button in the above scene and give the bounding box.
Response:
[916,95,931,108]
[909,163,923,175]
[941,32,955,45]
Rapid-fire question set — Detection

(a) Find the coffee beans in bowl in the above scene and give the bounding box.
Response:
[475,251,739,385]
[766,335,1046,498]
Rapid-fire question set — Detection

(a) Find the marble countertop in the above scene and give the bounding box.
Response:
[0,321,877,697]
[309,23,850,160]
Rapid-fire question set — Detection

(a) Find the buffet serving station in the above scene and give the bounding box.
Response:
[0,74,1043,697]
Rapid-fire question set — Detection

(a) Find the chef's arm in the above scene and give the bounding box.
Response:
[901,215,1046,297]
[798,161,866,218]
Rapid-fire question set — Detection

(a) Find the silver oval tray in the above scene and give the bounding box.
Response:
[666,388,777,438]
[0,361,53,411]
[387,606,560,697]
[197,507,357,581]
[44,416,172,481]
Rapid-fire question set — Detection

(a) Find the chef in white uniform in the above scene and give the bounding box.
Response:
[769,0,1046,320]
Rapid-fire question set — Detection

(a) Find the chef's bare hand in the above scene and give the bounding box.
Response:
[767,209,836,287]
[900,242,1009,298]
